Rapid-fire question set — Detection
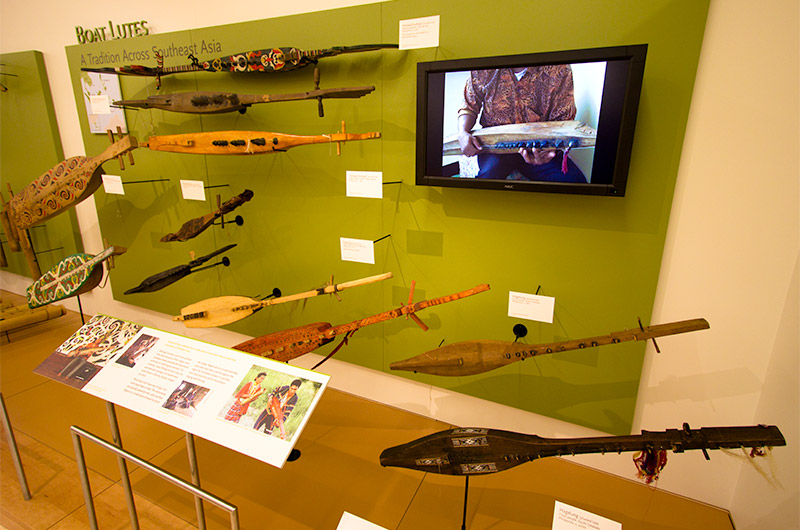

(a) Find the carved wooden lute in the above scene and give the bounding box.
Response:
[3,132,137,230]
[161,189,253,242]
[125,244,236,294]
[141,121,379,155]
[174,272,393,328]
[390,318,710,376]
[443,121,597,156]
[115,86,375,115]
[26,245,126,308]
[380,423,786,476]
[82,44,398,80]
[233,282,490,366]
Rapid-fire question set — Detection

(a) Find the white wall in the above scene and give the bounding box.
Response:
[1,1,797,528]
[639,1,799,526]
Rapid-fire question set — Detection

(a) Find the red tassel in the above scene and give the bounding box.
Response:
[633,449,668,484]
[561,146,571,174]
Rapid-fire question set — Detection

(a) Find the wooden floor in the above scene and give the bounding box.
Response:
[0,291,735,530]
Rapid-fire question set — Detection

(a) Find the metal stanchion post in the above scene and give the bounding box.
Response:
[105,401,140,530]
[0,393,31,500]
[72,429,100,530]
[186,432,207,529]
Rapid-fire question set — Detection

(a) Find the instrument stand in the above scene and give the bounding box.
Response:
[76,295,86,325]
[0,393,31,500]
[212,214,245,229]
[461,475,470,530]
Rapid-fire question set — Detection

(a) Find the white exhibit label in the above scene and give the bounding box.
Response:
[101,174,125,195]
[508,291,555,323]
[89,94,111,115]
[552,501,622,530]
[337,512,388,530]
[340,237,375,264]
[399,15,440,49]
[346,171,383,198]
[33,315,329,469]
[180,180,206,201]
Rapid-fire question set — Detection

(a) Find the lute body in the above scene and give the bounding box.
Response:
[380,424,786,476]
[5,135,137,229]
[443,121,597,156]
[390,318,710,376]
[26,245,126,308]
[233,283,490,363]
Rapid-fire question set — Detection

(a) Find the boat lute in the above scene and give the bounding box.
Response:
[125,244,236,294]
[174,272,393,328]
[114,86,375,115]
[81,44,398,84]
[232,283,490,365]
[443,120,597,156]
[141,121,379,155]
[161,189,253,242]
[26,245,126,308]
[5,131,137,230]
[390,318,710,376]
[380,423,786,476]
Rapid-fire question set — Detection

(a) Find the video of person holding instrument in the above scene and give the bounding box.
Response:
[442,61,606,183]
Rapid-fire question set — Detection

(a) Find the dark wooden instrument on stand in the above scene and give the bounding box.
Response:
[380,423,786,476]
[161,190,253,242]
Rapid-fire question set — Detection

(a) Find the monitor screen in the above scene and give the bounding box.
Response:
[416,44,647,197]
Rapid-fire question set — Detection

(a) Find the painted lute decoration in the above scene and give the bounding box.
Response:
[140,121,379,156]
[442,121,597,156]
[233,282,490,367]
[173,272,393,328]
[82,44,398,87]
[161,189,253,242]
[26,245,127,309]
[390,318,710,376]
[3,131,137,230]
[124,244,236,294]
[380,423,786,477]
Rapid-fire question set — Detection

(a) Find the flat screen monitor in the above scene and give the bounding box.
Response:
[416,44,647,197]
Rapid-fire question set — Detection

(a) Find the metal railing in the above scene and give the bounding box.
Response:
[70,425,240,530]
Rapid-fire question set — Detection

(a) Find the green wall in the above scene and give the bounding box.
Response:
[64,0,709,434]
[1,50,81,278]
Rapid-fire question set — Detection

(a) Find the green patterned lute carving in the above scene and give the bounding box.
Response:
[26,246,126,308]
